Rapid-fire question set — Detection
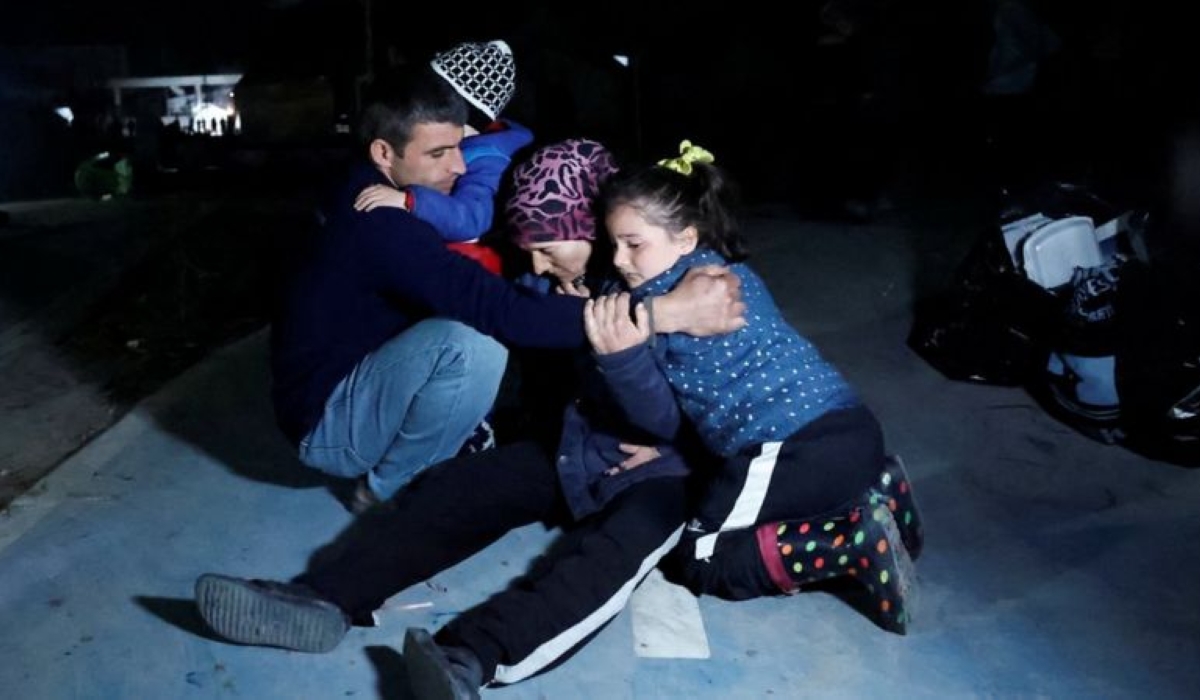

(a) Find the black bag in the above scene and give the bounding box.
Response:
[1113,259,1200,467]
[908,225,1058,385]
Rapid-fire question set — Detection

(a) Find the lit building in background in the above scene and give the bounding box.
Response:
[107,74,242,135]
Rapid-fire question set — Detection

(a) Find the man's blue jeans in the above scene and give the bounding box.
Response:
[298,319,507,500]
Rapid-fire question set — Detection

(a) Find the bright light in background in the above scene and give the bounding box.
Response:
[189,101,240,135]
[192,102,233,123]
[54,106,74,125]
[613,54,629,67]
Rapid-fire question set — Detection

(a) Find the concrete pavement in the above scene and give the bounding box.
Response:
[2,209,1198,699]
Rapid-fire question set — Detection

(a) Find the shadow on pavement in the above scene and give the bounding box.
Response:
[133,595,226,644]
[143,329,338,492]
[365,645,414,700]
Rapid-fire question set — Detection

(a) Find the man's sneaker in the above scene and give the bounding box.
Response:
[458,419,496,456]
[194,574,350,653]
[403,627,483,700]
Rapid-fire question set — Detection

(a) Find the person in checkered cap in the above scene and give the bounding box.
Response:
[354,40,532,275]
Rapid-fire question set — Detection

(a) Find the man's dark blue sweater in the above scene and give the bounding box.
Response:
[271,162,586,445]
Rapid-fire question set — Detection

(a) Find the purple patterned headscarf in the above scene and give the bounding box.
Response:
[506,139,619,246]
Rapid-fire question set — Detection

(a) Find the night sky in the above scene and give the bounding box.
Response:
[2,0,1196,204]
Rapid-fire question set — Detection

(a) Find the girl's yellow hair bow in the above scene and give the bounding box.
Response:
[657,140,715,176]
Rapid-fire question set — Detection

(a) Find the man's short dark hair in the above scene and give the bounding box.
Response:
[358,66,468,151]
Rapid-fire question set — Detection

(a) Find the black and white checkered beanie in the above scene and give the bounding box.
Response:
[430,40,516,124]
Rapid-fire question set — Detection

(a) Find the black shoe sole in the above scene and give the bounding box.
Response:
[195,574,349,653]
[403,628,480,700]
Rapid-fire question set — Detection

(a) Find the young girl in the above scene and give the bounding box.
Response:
[585,141,924,633]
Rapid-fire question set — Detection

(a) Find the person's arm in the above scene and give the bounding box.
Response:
[353,163,502,241]
[361,206,585,348]
[651,265,747,336]
[586,294,683,440]
[351,172,741,350]
[594,343,683,440]
[354,184,410,212]
[405,158,504,241]
[408,122,535,241]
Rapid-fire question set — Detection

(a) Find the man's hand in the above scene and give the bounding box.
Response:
[355,184,408,212]
[603,443,661,476]
[655,265,746,336]
[584,293,650,355]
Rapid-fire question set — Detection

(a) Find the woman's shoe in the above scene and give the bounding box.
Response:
[403,628,483,700]
[194,574,350,652]
[758,501,917,635]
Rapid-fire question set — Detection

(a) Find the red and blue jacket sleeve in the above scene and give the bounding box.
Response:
[408,121,534,242]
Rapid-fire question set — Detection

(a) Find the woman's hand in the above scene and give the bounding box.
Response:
[604,443,661,476]
[584,293,650,355]
[555,277,591,298]
[354,184,408,212]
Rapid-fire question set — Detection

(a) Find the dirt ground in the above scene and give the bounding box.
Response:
[0,180,316,510]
